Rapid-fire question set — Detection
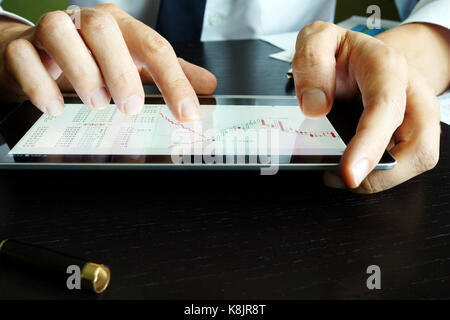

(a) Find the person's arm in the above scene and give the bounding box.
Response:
[379,0,450,94]
[378,23,449,95]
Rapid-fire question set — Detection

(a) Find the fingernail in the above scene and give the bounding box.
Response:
[178,97,200,122]
[90,87,110,110]
[45,100,64,116]
[323,171,346,190]
[351,159,371,187]
[301,89,328,117]
[122,94,143,115]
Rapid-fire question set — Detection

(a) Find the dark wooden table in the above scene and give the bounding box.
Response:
[0,40,449,300]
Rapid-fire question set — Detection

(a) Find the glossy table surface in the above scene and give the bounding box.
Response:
[0,40,449,299]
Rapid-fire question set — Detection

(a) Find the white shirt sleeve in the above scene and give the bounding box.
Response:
[403,0,450,29]
[0,2,34,26]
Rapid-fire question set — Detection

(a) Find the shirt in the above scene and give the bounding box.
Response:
[1,0,449,40]
[68,0,336,41]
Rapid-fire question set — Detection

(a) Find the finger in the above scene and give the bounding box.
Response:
[339,38,409,189]
[354,71,440,193]
[177,58,217,95]
[78,8,144,115]
[135,29,200,122]
[325,71,440,193]
[325,124,439,194]
[19,27,63,81]
[140,58,217,95]
[102,6,201,122]
[33,11,111,110]
[5,39,64,115]
[293,22,344,118]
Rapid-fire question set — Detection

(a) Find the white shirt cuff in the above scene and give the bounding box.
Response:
[0,7,34,26]
[402,0,450,30]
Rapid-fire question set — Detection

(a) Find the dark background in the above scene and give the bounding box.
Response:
[0,39,449,299]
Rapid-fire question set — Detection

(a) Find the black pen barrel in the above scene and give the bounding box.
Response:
[0,239,85,273]
[0,239,110,293]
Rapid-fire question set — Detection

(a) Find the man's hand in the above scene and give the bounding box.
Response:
[0,4,217,121]
[293,21,442,193]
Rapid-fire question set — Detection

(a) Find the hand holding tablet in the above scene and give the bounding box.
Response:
[292,22,441,193]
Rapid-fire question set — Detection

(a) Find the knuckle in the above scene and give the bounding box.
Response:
[296,45,332,68]
[311,20,332,30]
[5,39,32,62]
[83,9,116,32]
[108,68,139,88]
[37,11,73,38]
[299,21,334,40]
[39,10,70,27]
[166,76,189,92]
[70,65,96,83]
[304,21,331,34]
[143,32,173,56]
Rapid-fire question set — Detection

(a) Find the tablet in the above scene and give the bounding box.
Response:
[0,95,396,171]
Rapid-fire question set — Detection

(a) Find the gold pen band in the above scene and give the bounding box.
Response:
[0,239,8,251]
[81,263,111,294]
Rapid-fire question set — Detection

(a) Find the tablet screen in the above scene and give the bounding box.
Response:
[8,104,346,157]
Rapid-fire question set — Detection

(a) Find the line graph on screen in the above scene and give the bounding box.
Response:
[159,111,339,147]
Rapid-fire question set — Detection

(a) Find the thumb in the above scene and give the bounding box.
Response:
[293,22,344,118]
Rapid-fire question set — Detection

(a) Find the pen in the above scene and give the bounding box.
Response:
[0,239,110,294]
